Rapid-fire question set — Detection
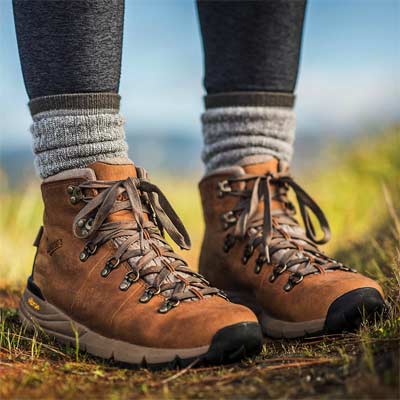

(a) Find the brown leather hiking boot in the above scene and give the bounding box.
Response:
[19,161,262,367]
[199,158,386,339]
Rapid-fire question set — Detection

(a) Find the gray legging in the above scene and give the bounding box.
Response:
[13,0,306,100]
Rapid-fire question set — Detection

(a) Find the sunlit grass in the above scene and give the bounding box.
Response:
[0,176,42,284]
[0,127,399,399]
[0,127,399,285]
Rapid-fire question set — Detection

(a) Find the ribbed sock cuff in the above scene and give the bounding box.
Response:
[29,92,121,117]
[204,91,295,109]
[30,93,129,178]
[201,92,295,172]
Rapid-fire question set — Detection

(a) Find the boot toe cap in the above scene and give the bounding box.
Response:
[207,321,263,363]
[325,287,386,333]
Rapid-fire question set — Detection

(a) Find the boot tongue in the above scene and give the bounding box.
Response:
[241,158,285,211]
[88,161,145,222]
[242,158,279,175]
[89,161,137,180]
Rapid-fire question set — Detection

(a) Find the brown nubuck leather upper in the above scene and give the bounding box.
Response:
[32,162,257,349]
[199,159,384,322]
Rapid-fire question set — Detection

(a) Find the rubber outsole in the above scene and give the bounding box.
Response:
[226,287,386,339]
[19,286,263,369]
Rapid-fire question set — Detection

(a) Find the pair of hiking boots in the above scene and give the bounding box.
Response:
[20,160,385,367]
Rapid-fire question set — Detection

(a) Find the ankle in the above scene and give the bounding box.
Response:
[201,91,295,173]
[30,93,130,178]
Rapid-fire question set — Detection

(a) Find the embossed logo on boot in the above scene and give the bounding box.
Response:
[47,239,63,255]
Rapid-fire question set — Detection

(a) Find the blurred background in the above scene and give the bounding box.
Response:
[0,0,399,283]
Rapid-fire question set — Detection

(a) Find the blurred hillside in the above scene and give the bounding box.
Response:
[0,126,398,284]
[1,131,338,186]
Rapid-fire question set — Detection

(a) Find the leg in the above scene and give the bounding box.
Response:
[198,0,305,94]
[197,0,385,338]
[14,1,262,366]
[13,0,128,178]
[197,0,306,171]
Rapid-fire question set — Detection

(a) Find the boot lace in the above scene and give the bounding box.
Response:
[218,171,357,291]
[71,167,223,313]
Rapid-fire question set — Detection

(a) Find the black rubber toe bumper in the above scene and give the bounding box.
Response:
[206,322,263,364]
[325,288,386,333]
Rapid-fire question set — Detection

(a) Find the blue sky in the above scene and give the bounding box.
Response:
[1,0,399,148]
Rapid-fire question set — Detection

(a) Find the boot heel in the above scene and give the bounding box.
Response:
[19,286,75,339]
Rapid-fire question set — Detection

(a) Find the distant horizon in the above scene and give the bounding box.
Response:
[2,124,397,186]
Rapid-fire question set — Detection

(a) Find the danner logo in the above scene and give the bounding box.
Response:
[47,239,63,255]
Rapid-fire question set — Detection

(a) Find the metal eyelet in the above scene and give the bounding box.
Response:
[223,234,236,253]
[67,186,83,205]
[79,250,89,262]
[242,244,254,265]
[217,180,231,198]
[158,298,180,313]
[269,264,287,282]
[77,218,94,236]
[291,272,303,284]
[79,242,97,262]
[119,270,140,291]
[101,257,120,277]
[139,286,161,303]
[221,210,237,230]
[284,272,303,292]
[85,218,94,231]
[254,256,266,274]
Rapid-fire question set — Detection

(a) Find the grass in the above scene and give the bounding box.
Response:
[0,127,399,399]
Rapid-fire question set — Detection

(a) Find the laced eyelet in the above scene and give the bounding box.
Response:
[79,242,97,262]
[283,272,303,291]
[79,250,89,262]
[67,186,83,205]
[283,282,292,291]
[223,234,236,253]
[139,286,161,303]
[242,244,254,264]
[221,210,237,230]
[85,218,94,231]
[101,257,120,277]
[217,180,231,198]
[254,256,266,274]
[119,270,140,291]
[269,264,287,282]
[158,298,180,313]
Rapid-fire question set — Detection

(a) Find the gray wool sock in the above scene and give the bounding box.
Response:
[201,92,296,172]
[29,93,130,178]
